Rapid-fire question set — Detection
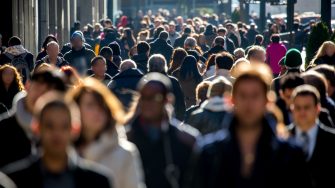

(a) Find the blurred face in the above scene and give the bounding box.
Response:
[218,31,225,37]
[291,95,320,128]
[79,92,107,138]
[250,51,266,63]
[1,67,15,86]
[232,79,268,126]
[280,88,294,107]
[26,82,50,112]
[40,107,72,156]
[139,83,166,121]
[325,45,335,57]
[92,60,106,78]
[169,25,176,33]
[46,44,59,58]
[71,37,83,50]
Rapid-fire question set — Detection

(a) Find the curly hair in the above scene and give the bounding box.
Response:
[0,64,25,91]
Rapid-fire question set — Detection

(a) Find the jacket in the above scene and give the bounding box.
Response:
[132,54,149,74]
[167,75,186,121]
[2,153,112,188]
[187,115,312,188]
[127,117,199,188]
[266,43,287,74]
[186,97,228,135]
[108,68,144,111]
[63,47,96,76]
[82,127,145,188]
[150,38,173,63]
[203,45,226,59]
[173,34,189,48]
[34,55,69,69]
[288,123,335,188]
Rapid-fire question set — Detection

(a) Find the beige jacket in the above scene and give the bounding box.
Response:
[83,126,146,188]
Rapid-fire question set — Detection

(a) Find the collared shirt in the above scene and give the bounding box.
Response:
[295,121,319,161]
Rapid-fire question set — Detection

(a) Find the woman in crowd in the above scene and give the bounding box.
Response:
[168,47,187,75]
[173,55,203,108]
[121,28,136,59]
[68,77,145,188]
[203,54,216,79]
[311,41,335,66]
[0,64,24,110]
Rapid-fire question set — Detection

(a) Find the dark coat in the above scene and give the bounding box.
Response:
[173,34,189,48]
[168,75,186,121]
[35,50,63,61]
[106,59,119,77]
[89,73,113,86]
[203,45,226,59]
[107,68,143,110]
[2,155,112,188]
[288,123,335,188]
[226,37,236,55]
[0,115,31,168]
[61,43,93,55]
[0,85,20,110]
[64,47,96,76]
[34,55,69,69]
[246,28,260,44]
[313,55,335,66]
[150,38,173,63]
[187,115,312,188]
[271,68,301,96]
[127,117,198,188]
[132,53,149,74]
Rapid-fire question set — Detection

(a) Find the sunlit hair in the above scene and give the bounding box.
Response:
[205,54,216,71]
[66,77,125,128]
[230,58,250,78]
[0,64,25,91]
[59,66,82,88]
[169,48,187,73]
[311,41,335,65]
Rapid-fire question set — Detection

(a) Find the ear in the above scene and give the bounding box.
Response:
[31,118,40,137]
[316,103,322,115]
[25,80,31,91]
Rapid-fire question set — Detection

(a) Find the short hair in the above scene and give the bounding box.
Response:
[196,81,211,102]
[217,27,227,34]
[301,71,328,99]
[99,47,113,59]
[271,34,281,43]
[159,31,169,40]
[255,34,264,44]
[31,68,66,92]
[233,63,273,96]
[184,27,192,34]
[8,36,22,47]
[120,59,137,72]
[184,37,197,48]
[215,52,234,70]
[208,77,232,98]
[234,48,245,57]
[137,41,151,54]
[148,54,168,73]
[279,73,305,91]
[214,36,225,46]
[246,45,265,60]
[91,56,106,66]
[46,41,59,49]
[291,84,321,105]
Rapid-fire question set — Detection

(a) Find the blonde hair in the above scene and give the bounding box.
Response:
[311,41,335,65]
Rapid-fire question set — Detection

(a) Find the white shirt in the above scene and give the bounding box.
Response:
[295,121,319,161]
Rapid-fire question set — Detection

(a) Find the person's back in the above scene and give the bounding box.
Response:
[266,35,287,76]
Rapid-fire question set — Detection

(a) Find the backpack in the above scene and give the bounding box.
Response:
[4,52,30,83]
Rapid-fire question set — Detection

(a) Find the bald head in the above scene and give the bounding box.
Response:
[120,59,137,72]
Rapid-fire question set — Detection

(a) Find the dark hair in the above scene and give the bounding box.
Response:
[179,55,202,82]
[271,34,280,43]
[312,64,335,87]
[108,42,121,56]
[91,56,106,66]
[214,36,225,46]
[291,85,321,105]
[279,73,305,91]
[217,27,227,34]
[42,35,58,50]
[301,71,328,99]
[205,54,216,71]
[153,26,165,39]
[137,41,150,54]
[122,28,136,48]
[99,47,113,60]
[169,48,188,73]
[196,81,211,102]
[215,52,234,70]
[8,36,22,47]
[38,100,72,127]
[159,31,169,40]
[184,27,192,34]
[254,34,264,45]
[31,69,66,92]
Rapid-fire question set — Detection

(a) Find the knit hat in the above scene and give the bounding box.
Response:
[71,31,84,41]
[284,48,302,68]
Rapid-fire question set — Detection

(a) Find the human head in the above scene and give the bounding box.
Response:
[312,41,335,61]
[33,92,80,157]
[279,73,305,107]
[158,31,169,41]
[59,66,82,89]
[137,41,150,56]
[291,85,321,129]
[215,52,234,71]
[8,36,22,47]
[119,59,137,72]
[207,77,232,98]
[180,55,202,82]
[91,56,107,78]
[213,36,225,47]
[108,42,121,56]
[46,41,60,59]
[99,46,113,62]
[254,34,264,45]
[71,31,85,51]
[148,54,168,73]
[42,35,58,50]
[169,48,188,72]
[217,27,227,37]
[301,71,328,100]
[284,48,302,69]
[67,78,124,144]
[246,45,266,63]
[270,34,281,43]
[184,37,197,50]
[232,63,273,127]
[312,64,335,98]
[0,64,24,91]
[234,48,245,60]
[196,81,211,104]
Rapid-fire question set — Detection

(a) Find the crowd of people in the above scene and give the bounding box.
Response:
[0,8,334,188]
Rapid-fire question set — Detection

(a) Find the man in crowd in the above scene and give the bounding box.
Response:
[89,56,112,85]
[150,31,173,63]
[132,41,150,74]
